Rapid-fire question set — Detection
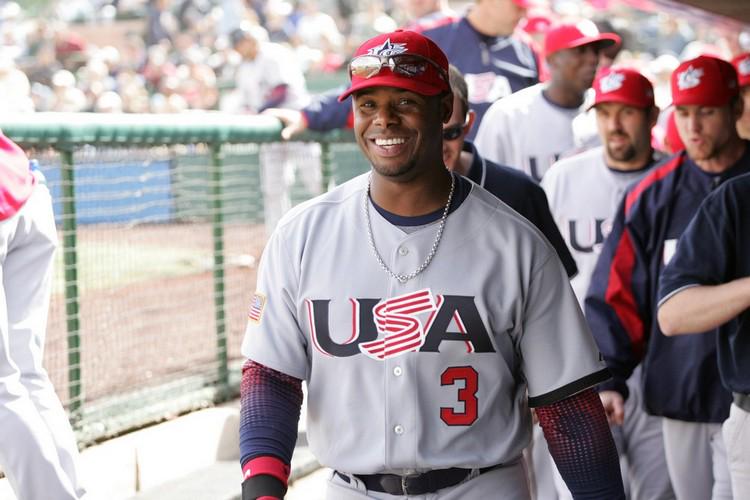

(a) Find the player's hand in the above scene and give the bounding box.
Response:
[599,390,625,426]
[262,108,307,140]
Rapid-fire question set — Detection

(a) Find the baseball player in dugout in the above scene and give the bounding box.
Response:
[264,0,539,141]
[1,134,88,499]
[586,55,750,500]
[239,29,625,500]
[732,52,750,139]
[542,67,675,500]
[474,20,621,182]
[657,170,750,499]
[442,64,577,279]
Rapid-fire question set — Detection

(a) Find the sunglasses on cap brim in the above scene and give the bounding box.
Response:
[349,54,448,83]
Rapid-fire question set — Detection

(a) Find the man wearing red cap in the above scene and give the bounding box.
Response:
[587,55,750,500]
[239,29,625,500]
[1,134,88,499]
[474,20,620,182]
[542,67,675,500]
[732,53,750,139]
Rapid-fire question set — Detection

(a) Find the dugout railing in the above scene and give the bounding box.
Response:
[0,112,367,446]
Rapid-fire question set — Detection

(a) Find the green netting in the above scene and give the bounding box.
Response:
[2,115,369,445]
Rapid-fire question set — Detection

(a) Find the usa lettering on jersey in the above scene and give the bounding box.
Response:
[306,289,496,359]
[566,218,613,253]
[526,153,562,182]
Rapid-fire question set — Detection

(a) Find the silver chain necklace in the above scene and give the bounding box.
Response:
[364,172,455,284]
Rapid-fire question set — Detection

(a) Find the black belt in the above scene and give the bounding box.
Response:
[734,392,750,413]
[335,464,501,496]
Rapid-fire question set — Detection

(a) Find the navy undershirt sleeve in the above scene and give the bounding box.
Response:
[302,89,352,132]
[239,360,303,467]
[536,388,625,499]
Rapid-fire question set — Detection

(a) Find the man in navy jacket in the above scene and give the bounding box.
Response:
[586,55,749,500]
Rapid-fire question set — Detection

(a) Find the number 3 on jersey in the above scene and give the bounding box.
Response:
[440,366,478,426]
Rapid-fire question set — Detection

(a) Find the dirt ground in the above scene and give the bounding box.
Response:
[43,222,268,408]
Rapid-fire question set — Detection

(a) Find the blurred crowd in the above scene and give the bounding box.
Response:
[0,0,746,114]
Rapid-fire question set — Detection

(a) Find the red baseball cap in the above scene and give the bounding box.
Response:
[544,20,621,57]
[732,52,750,88]
[671,55,739,107]
[521,14,553,35]
[338,30,450,102]
[590,67,655,109]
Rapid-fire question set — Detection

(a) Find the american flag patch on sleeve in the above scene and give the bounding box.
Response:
[248,293,266,324]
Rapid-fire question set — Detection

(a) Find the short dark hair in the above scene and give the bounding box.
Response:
[229,25,268,47]
[448,65,469,118]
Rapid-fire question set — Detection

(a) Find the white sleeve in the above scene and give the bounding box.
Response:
[240,227,309,380]
[474,101,512,166]
[519,252,608,407]
[539,162,565,223]
[539,164,558,207]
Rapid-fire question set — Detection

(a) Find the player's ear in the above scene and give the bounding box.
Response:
[648,106,660,129]
[441,92,454,123]
[545,52,559,70]
[465,109,476,136]
[731,95,744,122]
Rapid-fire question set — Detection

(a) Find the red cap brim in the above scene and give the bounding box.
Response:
[338,73,446,102]
[548,33,622,57]
[567,33,621,52]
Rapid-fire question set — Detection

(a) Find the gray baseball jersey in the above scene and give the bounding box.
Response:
[541,147,675,500]
[241,173,607,475]
[473,84,594,182]
[541,146,655,306]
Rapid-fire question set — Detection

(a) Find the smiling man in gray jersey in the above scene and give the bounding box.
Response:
[238,29,625,500]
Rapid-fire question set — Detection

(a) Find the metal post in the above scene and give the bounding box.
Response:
[320,141,334,192]
[60,149,82,414]
[210,143,229,395]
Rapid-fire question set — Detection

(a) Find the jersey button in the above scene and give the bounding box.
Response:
[398,246,409,256]
[393,366,403,376]
[394,425,404,435]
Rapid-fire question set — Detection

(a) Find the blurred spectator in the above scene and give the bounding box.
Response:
[398,0,456,31]
[145,0,177,47]
[54,30,88,72]
[50,70,86,112]
[177,54,219,109]
[222,24,309,113]
[658,16,692,57]
[142,43,177,93]
[0,55,33,112]
[290,0,345,72]
[95,90,124,113]
[347,1,398,50]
